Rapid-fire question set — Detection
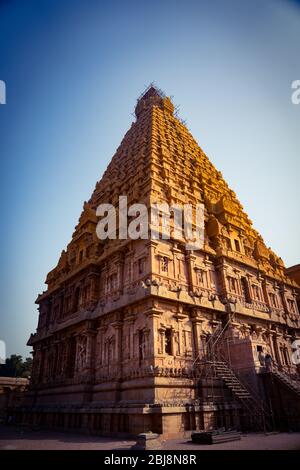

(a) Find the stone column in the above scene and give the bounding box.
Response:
[215,259,229,298]
[104,339,108,366]
[74,334,80,374]
[113,321,123,374]
[96,327,103,367]
[186,252,196,292]
[204,256,213,289]
[173,306,187,357]
[99,328,106,366]
[117,253,125,295]
[59,290,64,319]
[171,244,181,280]
[190,310,205,360]
[144,305,164,361]
[173,252,177,279]
[101,263,108,296]
[85,329,96,373]
[266,330,276,358]
[133,331,139,360]
[262,279,270,306]
[158,326,166,355]
[176,320,183,357]
[272,332,282,365]
[89,272,100,303]
[144,328,150,358]
[127,317,135,359]
[279,284,289,315]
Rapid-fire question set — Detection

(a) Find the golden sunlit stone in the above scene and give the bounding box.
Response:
[22,86,300,437]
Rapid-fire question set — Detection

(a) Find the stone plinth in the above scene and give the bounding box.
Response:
[131,432,162,450]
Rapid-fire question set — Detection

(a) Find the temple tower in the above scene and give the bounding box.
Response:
[24,86,300,437]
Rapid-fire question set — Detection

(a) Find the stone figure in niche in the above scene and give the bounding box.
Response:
[157,329,163,354]
[124,334,130,359]
[251,330,258,341]
[174,331,180,355]
[77,336,87,370]
[139,330,146,360]
[258,348,265,366]
[107,337,115,363]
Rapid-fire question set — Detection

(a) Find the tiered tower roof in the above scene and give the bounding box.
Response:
[44,86,295,294]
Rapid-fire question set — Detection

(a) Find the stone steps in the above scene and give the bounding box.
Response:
[213,361,266,425]
[192,430,242,444]
[272,371,300,397]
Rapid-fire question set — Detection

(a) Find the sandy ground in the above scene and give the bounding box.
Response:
[1,426,300,450]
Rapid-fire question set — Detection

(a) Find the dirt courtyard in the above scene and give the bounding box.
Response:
[1,426,300,450]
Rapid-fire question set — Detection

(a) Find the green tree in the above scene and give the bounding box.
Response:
[0,354,32,377]
[5,354,23,377]
[21,357,33,378]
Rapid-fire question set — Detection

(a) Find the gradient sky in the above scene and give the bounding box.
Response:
[0,0,299,358]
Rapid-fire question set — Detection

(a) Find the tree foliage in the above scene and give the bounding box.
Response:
[0,354,32,378]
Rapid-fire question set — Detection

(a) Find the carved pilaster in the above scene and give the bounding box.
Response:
[190,309,205,359]
[186,252,197,291]
[112,321,123,366]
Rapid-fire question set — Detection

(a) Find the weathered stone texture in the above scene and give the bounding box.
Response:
[22,87,300,437]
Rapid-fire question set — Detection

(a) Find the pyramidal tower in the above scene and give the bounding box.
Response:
[25,86,300,437]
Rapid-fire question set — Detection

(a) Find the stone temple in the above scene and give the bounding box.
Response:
[21,86,300,437]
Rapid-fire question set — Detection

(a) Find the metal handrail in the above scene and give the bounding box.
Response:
[192,317,274,430]
[271,363,300,389]
[192,318,231,368]
[215,350,270,414]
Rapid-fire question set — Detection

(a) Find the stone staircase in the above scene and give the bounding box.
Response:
[213,360,269,430]
[214,361,252,399]
[271,368,300,397]
[193,321,271,430]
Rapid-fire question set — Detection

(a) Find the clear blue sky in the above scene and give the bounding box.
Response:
[0,0,299,358]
